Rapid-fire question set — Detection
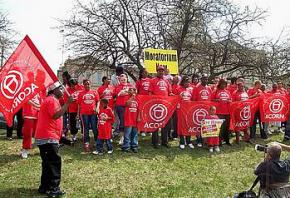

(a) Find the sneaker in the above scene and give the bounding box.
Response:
[214,146,220,152]
[47,189,65,197]
[119,136,124,145]
[179,144,185,150]
[209,147,214,153]
[107,150,113,154]
[188,143,194,149]
[141,132,146,137]
[20,149,28,159]
[84,143,90,152]
[6,137,12,141]
[92,151,99,155]
[197,143,202,148]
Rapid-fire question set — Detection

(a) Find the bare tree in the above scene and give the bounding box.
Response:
[61,0,268,81]
[0,11,16,66]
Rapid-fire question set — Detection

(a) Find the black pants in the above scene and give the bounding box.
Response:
[38,143,61,191]
[250,111,267,139]
[152,121,171,146]
[218,114,230,144]
[6,109,23,138]
[69,112,78,135]
[170,111,178,139]
[180,136,191,145]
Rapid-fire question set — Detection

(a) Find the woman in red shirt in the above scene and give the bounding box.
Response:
[97,76,115,109]
[232,82,250,143]
[78,79,99,152]
[177,76,195,149]
[114,74,134,145]
[67,79,84,141]
[136,68,150,95]
[212,79,232,145]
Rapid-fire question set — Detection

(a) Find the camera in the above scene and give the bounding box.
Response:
[255,144,268,152]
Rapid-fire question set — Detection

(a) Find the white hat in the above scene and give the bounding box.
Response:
[47,81,62,92]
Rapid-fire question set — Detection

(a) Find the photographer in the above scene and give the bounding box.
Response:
[254,142,290,197]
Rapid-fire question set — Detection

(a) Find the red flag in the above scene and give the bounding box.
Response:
[136,95,179,132]
[229,98,259,131]
[260,93,289,122]
[0,35,58,126]
[177,101,217,136]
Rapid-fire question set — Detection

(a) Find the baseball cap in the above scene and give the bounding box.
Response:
[47,81,62,92]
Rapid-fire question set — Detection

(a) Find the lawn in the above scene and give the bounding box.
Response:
[0,129,288,198]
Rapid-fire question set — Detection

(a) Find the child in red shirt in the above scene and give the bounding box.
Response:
[122,88,139,153]
[93,99,114,155]
[205,106,221,153]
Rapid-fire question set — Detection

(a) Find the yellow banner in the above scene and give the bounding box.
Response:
[201,119,224,138]
[143,48,178,74]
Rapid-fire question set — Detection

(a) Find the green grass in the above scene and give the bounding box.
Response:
[0,130,289,198]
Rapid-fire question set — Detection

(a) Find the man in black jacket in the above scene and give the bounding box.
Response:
[255,142,290,197]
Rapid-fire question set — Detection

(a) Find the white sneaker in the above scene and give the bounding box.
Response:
[214,146,220,152]
[141,132,146,137]
[72,135,77,141]
[119,136,124,145]
[107,150,113,154]
[188,143,194,149]
[209,148,214,153]
[20,149,28,159]
[179,144,185,149]
[197,143,202,148]
[92,151,99,155]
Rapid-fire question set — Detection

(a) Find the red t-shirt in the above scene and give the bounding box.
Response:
[98,107,114,139]
[227,84,238,94]
[35,95,63,140]
[124,98,138,127]
[78,89,99,115]
[115,83,135,106]
[98,85,115,108]
[136,78,151,95]
[193,84,212,101]
[149,77,172,96]
[248,87,262,97]
[212,89,231,115]
[232,90,249,101]
[67,85,84,113]
[177,86,194,101]
[172,84,181,95]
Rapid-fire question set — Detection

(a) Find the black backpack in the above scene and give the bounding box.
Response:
[234,177,259,198]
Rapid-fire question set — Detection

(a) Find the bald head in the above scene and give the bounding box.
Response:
[267,143,282,160]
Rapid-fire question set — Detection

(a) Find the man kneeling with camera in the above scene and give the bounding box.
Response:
[255,142,290,197]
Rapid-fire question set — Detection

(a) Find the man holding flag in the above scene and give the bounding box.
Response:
[35,81,73,197]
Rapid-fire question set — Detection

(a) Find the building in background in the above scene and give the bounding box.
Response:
[57,55,115,88]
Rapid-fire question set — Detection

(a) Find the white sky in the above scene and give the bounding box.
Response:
[1,0,290,73]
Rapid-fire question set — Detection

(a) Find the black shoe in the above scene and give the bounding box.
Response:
[131,148,138,153]
[152,144,158,149]
[261,136,268,140]
[225,142,232,146]
[47,190,65,197]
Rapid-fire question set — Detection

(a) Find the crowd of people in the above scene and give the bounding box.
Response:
[7,65,290,158]
[4,65,290,197]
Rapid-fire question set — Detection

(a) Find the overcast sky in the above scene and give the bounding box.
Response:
[1,0,290,73]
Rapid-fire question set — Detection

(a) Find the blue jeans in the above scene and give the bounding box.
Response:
[81,114,98,144]
[122,127,138,150]
[96,139,113,153]
[116,106,125,132]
